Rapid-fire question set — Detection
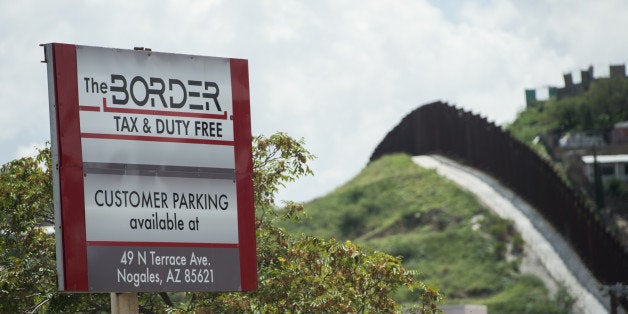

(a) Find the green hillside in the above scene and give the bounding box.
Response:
[286,154,573,313]
[508,77,628,145]
[508,76,628,241]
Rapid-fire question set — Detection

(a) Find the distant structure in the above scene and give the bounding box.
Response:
[525,89,536,106]
[441,304,487,314]
[558,132,605,148]
[525,64,627,106]
[581,154,628,184]
[610,64,627,79]
[611,121,628,144]
[557,65,594,99]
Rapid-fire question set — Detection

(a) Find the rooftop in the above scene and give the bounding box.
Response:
[581,154,628,164]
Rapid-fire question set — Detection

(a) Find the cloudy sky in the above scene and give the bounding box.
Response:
[2,0,628,202]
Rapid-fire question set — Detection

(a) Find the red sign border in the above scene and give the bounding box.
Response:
[231,58,258,291]
[51,43,88,290]
[48,43,257,292]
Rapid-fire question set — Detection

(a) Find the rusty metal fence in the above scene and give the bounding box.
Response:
[370,101,627,285]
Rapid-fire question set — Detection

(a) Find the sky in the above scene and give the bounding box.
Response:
[2,0,628,203]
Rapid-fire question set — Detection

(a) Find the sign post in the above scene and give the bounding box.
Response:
[44,43,257,295]
[110,292,138,314]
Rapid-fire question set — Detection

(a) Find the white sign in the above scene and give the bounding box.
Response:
[45,43,256,292]
[75,46,238,244]
[84,174,238,243]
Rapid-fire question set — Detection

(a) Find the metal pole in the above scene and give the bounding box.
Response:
[610,292,617,314]
[111,292,139,314]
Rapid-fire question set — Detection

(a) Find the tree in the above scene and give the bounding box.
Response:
[0,133,442,313]
[186,133,442,312]
[0,147,56,312]
[0,147,114,312]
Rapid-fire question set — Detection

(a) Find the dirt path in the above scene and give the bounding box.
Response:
[412,155,608,314]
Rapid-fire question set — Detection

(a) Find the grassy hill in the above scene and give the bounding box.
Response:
[285,154,573,313]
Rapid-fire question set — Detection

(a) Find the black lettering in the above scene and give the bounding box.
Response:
[130,76,149,106]
[121,190,129,207]
[95,190,104,206]
[113,116,121,131]
[129,191,140,207]
[188,193,196,209]
[219,194,228,210]
[110,74,128,105]
[195,193,203,209]
[91,78,99,93]
[169,79,186,108]
[216,122,223,137]
[148,78,167,107]
[179,193,188,209]
[115,190,122,207]
[129,117,138,132]
[161,192,168,208]
[204,81,221,111]
[141,192,153,208]
[83,77,107,93]
[104,190,113,206]
[208,194,217,209]
[188,80,203,110]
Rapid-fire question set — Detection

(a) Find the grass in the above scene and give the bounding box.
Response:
[285,153,571,313]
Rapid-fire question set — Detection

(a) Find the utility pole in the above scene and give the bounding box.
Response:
[592,146,605,210]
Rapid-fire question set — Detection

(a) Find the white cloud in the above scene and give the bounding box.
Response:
[14,142,42,160]
[2,0,628,202]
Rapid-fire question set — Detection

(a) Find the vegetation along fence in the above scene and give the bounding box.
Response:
[370,101,628,285]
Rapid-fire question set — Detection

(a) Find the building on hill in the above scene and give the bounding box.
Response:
[556,65,594,99]
[582,154,628,184]
[559,132,605,148]
[525,89,536,107]
[610,64,626,79]
[611,121,628,144]
[525,64,626,106]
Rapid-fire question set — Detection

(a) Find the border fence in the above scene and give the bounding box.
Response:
[370,101,627,285]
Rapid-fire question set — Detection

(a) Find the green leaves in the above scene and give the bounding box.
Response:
[198,230,441,313]
[0,134,441,313]
[0,147,56,312]
[285,153,573,312]
[253,132,314,209]
[508,77,628,143]
[189,134,442,313]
